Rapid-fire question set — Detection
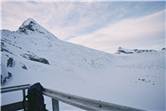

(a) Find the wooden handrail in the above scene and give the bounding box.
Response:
[1,84,30,93]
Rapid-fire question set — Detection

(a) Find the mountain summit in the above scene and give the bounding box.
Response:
[18,18,50,35]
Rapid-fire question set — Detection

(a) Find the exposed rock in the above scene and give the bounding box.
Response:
[7,58,14,67]
[22,64,28,70]
[21,53,49,64]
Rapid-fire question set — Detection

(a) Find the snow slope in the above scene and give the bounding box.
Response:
[1,18,165,111]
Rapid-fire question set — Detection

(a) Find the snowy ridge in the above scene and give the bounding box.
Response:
[1,18,165,111]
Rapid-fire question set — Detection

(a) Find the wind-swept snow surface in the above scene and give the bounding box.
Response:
[1,18,165,111]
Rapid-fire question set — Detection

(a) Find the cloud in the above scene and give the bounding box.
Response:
[1,1,165,40]
[69,10,166,53]
[1,1,165,52]
[1,2,101,39]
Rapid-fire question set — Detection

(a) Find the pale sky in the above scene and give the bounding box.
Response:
[1,1,166,53]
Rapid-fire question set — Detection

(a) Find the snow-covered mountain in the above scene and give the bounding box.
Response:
[1,18,113,85]
[1,18,165,111]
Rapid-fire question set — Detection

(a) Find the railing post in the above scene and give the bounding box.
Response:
[52,98,59,111]
[22,89,26,111]
[22,89,26,99]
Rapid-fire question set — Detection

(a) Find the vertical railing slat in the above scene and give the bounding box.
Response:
[52,99,59,111]
[22,89,26,99]
[22,89,26,111]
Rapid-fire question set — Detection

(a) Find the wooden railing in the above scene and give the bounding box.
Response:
[1,84,145,111]
[1,84,30,111]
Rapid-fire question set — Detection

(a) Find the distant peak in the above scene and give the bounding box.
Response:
[21,18,37,27]
[17,18,58,39]
[18,18,47,34]
[117,47,157,54]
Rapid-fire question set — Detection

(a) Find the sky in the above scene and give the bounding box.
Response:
[1,1,166,53]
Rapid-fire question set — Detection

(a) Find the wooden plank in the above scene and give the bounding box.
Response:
[1,101,24,111]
